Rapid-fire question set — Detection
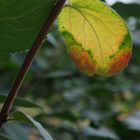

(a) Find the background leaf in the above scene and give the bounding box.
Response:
[0,133,11,140]
[0,0,57,52]
[0,94,42,109]
[112,2,140,19]
[84,127,119,140]
[2,123,29,140]
[13,111,53,140]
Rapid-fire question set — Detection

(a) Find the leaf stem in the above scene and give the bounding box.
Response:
[0,0,66,128]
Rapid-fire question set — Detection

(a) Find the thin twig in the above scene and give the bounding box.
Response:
[0,0,66,127]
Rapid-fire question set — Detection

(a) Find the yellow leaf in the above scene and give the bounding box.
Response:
[58,0,132,77]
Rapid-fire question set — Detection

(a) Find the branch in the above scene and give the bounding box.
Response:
[0,0,66,127]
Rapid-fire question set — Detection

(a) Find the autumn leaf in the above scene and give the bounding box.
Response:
[58,0,132,77]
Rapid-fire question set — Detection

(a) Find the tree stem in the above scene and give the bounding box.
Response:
[0,0,66,128]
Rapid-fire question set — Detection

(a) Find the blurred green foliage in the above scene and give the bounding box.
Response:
[0,1,140,140]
